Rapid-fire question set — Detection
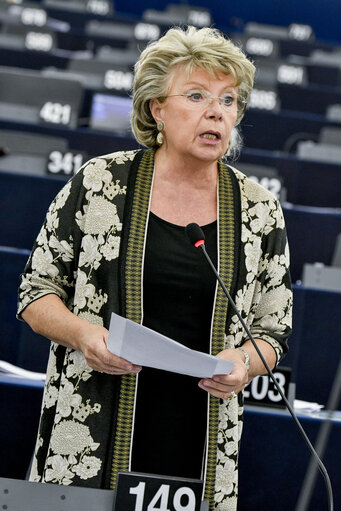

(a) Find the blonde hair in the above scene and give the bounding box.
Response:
[131,25,255,151]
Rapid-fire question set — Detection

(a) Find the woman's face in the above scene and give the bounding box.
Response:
[151,66,239,164]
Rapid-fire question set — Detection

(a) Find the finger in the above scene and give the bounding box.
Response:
[199,378,243,398]
[198,381,236,400]
[103,364,142,375]
[93,363,142,375]
[85,351,142,374]
[87,343,141,373]
[200,378,234,393]
[102,356,142,373]
[95,356,142,374]
[213,365,248,386]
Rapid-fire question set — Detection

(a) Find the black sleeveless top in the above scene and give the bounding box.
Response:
[131,212,217,479]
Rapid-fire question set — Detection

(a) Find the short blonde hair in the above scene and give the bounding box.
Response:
[131,26,255,150]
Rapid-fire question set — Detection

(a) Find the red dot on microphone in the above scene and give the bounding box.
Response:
[185,223,206,247]
[194,239,205,248]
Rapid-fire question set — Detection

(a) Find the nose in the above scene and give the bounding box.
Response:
[205,97,223,119]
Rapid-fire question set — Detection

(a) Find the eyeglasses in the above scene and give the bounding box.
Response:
[163,90,244,110]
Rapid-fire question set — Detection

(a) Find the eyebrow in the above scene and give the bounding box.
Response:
[183,81,237,94]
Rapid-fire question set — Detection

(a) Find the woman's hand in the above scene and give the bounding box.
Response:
[76,323,142,375]
[21,295,141,376]
[198,348,248,400]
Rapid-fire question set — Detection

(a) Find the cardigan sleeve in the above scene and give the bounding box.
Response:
[17,151,137,321]
[227,169,293,364]
[247,197,292,363]
[17,164,90,319]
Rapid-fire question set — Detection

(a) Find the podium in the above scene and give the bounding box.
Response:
[0,477,114,510]
[0,474,209,511]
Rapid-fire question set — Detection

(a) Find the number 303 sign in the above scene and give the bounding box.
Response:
[114,472,205,511]
[243,366,292,408]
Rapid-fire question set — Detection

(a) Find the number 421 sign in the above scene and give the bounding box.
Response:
[114,472,206,511]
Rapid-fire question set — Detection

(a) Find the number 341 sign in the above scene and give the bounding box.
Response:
[114,472,205,511]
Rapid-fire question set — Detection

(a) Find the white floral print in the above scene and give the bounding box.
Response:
[49,236,74,262]
[66,351,93,381]
[50,420,97,456]
[83,158,113,192]
[44,454,74,484]
[84,196,121,235]
[32,247,59,277]
[73,455,102,480]
[100,235,121,260]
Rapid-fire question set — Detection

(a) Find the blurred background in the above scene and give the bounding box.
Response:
[0,1,340,510]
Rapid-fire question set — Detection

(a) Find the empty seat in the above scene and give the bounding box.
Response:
[0,118,138,163]
[239,406,341,511]
[283,284,341,408]
[68,57,133,92]
[0,129,68,176]
[239,148,341,208]
[0,23,57,53]
[297,140,341,164]
[245,21,315,42]
[279,81,341,116]
[0,246,50,372]
[0,170,65,249]
[44,0,113,16]
[0,246,30,365]
[143,4,212,27]
[282,204,341,283]
[0,376,44,479]
[0,66,84,128]
[326,103,341,121]
[319,126,341,145]
[85,20,135,40]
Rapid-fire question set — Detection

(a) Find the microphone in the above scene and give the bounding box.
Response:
[185,222,333,511]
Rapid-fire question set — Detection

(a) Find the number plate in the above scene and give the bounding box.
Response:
[46,150,87,176]
[39,102,73,126]
[114,471,203,511]
[243,366,292,408]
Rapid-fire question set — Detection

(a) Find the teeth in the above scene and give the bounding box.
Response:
[202,133,218,139]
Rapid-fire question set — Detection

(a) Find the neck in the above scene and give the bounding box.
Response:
[154,147,219,188]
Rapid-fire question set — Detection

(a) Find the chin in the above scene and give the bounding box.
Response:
[195,147,224,162]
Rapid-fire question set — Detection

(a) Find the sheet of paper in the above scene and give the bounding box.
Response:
[107,312,234,378]
[0,360,46,380]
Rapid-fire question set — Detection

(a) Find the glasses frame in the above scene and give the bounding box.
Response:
[162,90,246,111]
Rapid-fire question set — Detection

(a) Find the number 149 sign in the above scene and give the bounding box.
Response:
[114,472,205,511]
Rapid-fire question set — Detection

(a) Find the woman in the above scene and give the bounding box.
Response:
[17,26,292,510]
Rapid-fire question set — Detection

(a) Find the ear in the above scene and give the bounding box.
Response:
[149,98,164,123]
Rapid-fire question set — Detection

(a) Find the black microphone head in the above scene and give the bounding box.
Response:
[185,223,205,247]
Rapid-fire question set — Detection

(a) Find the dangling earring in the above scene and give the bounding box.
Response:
[156,121,164,145]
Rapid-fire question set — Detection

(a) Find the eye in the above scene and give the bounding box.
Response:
[221,95,235,107]
[187,91,205,102]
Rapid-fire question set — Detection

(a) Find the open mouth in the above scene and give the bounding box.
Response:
[200,132,221,140]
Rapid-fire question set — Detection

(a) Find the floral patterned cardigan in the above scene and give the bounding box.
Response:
[17,148,292,511]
